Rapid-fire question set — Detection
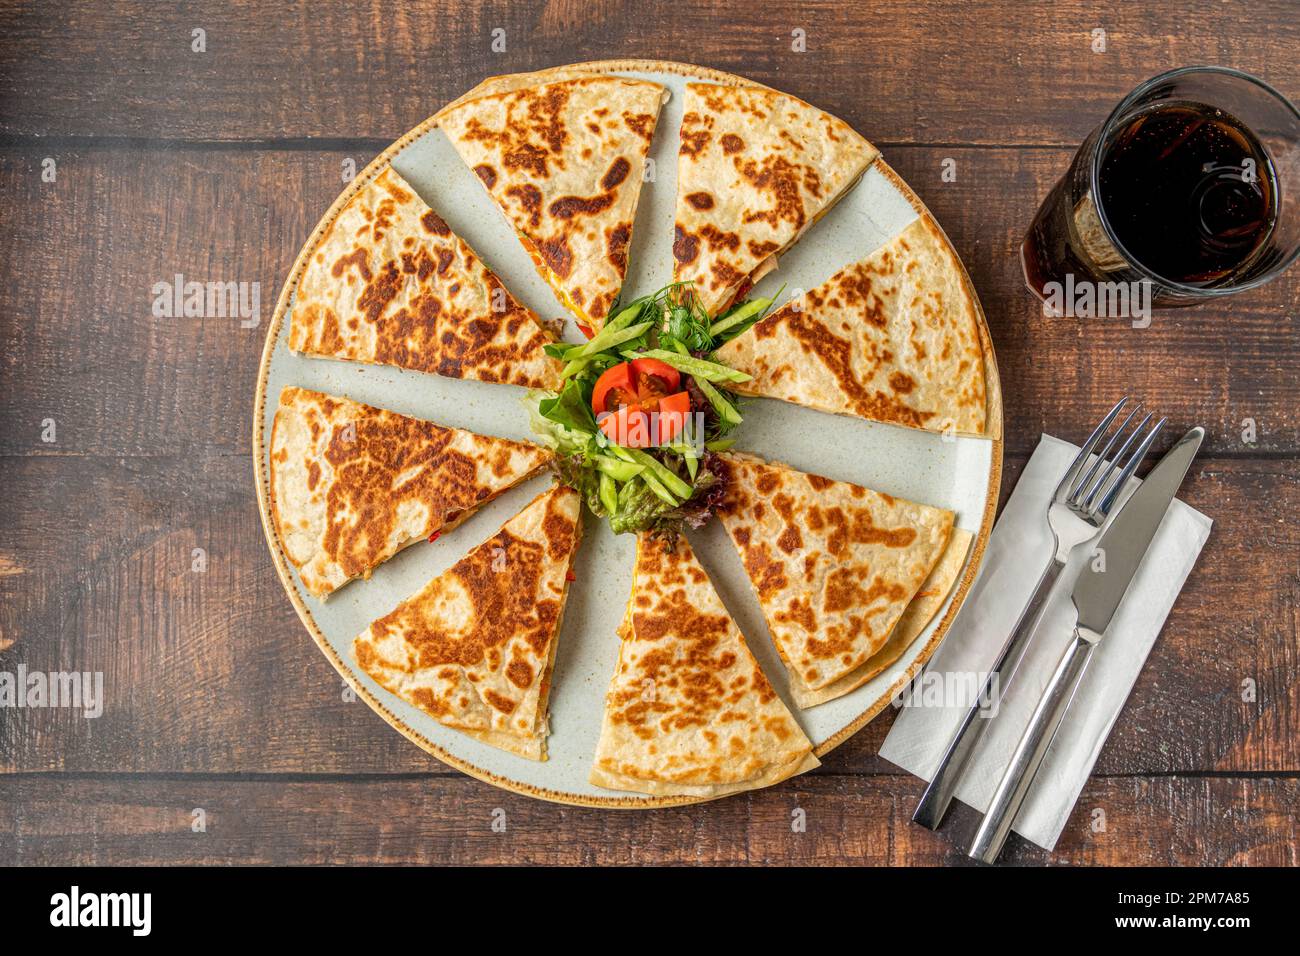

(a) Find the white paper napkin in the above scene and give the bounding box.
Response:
[880,434,1212,851]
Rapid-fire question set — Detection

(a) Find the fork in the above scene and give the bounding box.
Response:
[911,397,1165,830]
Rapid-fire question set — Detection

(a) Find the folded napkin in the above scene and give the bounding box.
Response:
[880,434,1212,851]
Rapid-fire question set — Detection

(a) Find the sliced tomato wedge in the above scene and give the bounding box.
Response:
[597,389,691,448]
[629,357,681,397]
[593,359,693,448]
[592,359,683,415]
[591,362,633,415]
[653,390,691,444]
[599,404,652,446]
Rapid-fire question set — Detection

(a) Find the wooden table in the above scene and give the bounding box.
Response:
[2,0,1297,866]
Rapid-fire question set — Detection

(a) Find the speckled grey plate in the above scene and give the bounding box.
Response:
[253,60,1003,807]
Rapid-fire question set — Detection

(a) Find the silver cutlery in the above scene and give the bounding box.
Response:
[968,425,1205,863]
[913,397,1165,830]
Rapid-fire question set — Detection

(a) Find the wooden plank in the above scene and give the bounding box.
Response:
[2,145,1297,460]
[0,454,437,774]
[1,454,1295,775]
[2,2,1297,147]
[1,773,1295,865]
[0,146,354,458]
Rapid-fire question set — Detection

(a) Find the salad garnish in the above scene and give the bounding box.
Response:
[526,281,779,538]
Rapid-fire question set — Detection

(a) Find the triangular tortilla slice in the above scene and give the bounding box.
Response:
[590,533,818,798]
[790,529,972,709]
[716,216,988,436]
[673,82,879,316]
[269,386,552,599]
[439,76,668,331]
[289,167,559,390]
[715,453,954,700]
[352,483,582,760]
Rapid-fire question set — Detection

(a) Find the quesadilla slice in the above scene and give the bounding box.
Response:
[673,82,879,316]
[715,453,954,702]
[352,483,582,760]
[289,166,559,390]
[269,386,552,599]
[716,216,988,436]
[788,529,972,709]
[590,533,818,797]
[438,76,668,331]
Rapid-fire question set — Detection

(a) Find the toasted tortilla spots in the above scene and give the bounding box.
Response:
[439,75,667,330]
[673,82,879,315]
[717,216,988,436]
[788,529,973,709]
[268,386,552,598]
[352,483,582,760]
[715,453,953,700]
[590,533,818,797]
[289,167,559,389]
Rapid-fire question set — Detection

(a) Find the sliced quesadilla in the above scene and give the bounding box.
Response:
[289,166,559,390]
[269,386,552,599]
[673,82,879,316]
[788,529,972,709]
[438,75,668,331]
[352,483,582,760]
[590,533,818,797]
[715,453,954,703]
[716,216,988,436]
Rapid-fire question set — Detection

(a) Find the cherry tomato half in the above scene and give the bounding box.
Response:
[629,357,681,397]
[598,404,652,447]
[597,389,692,447]
[591,359,682,415]
[653,390,691,444]
[591,362,633,416]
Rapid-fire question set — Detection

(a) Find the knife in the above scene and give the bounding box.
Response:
[967,425,1204,863]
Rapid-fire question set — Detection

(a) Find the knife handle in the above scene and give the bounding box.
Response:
[967,629,1097,864]
[911,555,1064,830]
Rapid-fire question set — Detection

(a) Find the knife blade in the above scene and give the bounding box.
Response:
[967,425,1204,863]
[1072,425,1204,636]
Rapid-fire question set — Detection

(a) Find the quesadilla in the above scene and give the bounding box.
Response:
[269,386,552,599]
[715,453,953,703]
[788,529,972,709]
[673,82,879,316]
[439,76,668,331]
[590,533,818,797]
[716,216,988,435]
[289,166,559,390]
[352,483,582,760]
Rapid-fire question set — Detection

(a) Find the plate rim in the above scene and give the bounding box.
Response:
[251,58,1005,808]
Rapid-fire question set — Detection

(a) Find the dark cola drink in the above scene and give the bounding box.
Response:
[1021,67,1300,310]
[1097,104,1276,285]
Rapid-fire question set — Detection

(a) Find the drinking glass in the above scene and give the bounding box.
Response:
[1021,66,1300,310]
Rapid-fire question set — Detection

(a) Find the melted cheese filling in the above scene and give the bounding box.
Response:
[721,168,869,312]
[519,233,597,329]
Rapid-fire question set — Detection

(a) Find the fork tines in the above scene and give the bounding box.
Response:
[1061,397,1166,522]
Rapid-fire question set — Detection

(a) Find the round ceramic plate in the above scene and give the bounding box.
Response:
[254,60,1003,807]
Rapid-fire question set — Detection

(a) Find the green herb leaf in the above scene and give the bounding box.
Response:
[621,348,752,384]
[567,320,654,361]
[537,378,598,434]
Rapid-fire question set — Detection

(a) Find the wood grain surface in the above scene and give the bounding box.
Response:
[1,0,1297,866]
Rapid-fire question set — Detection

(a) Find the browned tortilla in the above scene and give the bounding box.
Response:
[269,386,552,598]
[589,534,818,796]
[439,75,668,330]
[715,453,953,700]
[673,82,879,315]
[352,483,582,760]
[289,167,559,389]
[716,216,988,436]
